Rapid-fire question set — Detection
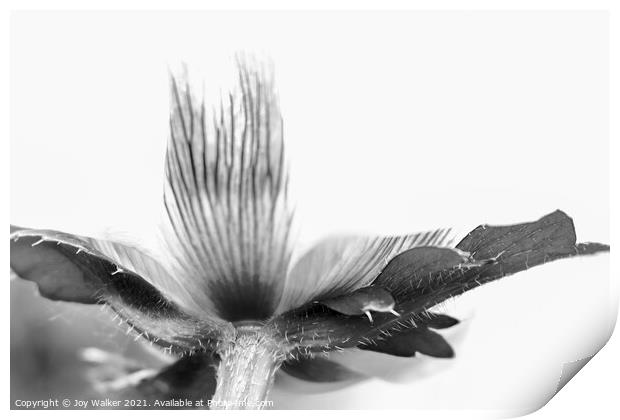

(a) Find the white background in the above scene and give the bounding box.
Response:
[9,9,612,415]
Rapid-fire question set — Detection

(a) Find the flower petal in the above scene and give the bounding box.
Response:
[358,312,458,358]
[423,313,460,329]
[132,352,217,402]
[359,327,454,358]
[372,246,469,297]
[163,58,293,321]
[280,357,362,383]
[11,228,229,352]
[277,228,452,312]
[270,210,608,355]
[389,210,610,310]
[88,351,218,405]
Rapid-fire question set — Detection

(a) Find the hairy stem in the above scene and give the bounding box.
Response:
[211,325,282,410]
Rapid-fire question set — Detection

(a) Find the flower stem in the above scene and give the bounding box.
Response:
[211,325,282,410]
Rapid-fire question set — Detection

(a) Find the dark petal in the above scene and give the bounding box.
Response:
[356,312,459,357]
[320,286,397,318]
[12,233,97,304]
[163,59,294,321]
[359,328,454,358]
[270,210,608,354]
[574,242,610,254]
[456,209,580,259]
[134,352,217,402]
[280,357,361,383]
[422,313,460,330]
[372,246,469,298]
[385,210,610,313]
[11,228,228,352]
[11,229,164,305]
[382,210,609,325]
[278,228,452,313]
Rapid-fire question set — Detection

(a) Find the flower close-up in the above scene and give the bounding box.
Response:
[10,58,610,410]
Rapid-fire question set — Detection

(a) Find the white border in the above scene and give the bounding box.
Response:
[3,1,617,418]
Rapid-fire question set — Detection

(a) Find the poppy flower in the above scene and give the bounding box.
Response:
[10,59,609,410]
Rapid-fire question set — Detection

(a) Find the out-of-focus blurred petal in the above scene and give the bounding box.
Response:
[81,347,146,373]
[81,347,155,396]
[277,228,452,312]
[87,351,217,407]
[132,352,217,403]
[10,228,230,353]
[163,58,294,322]
[280,357,363,383]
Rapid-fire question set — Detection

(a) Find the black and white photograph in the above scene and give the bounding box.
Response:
[7,2,616,415]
